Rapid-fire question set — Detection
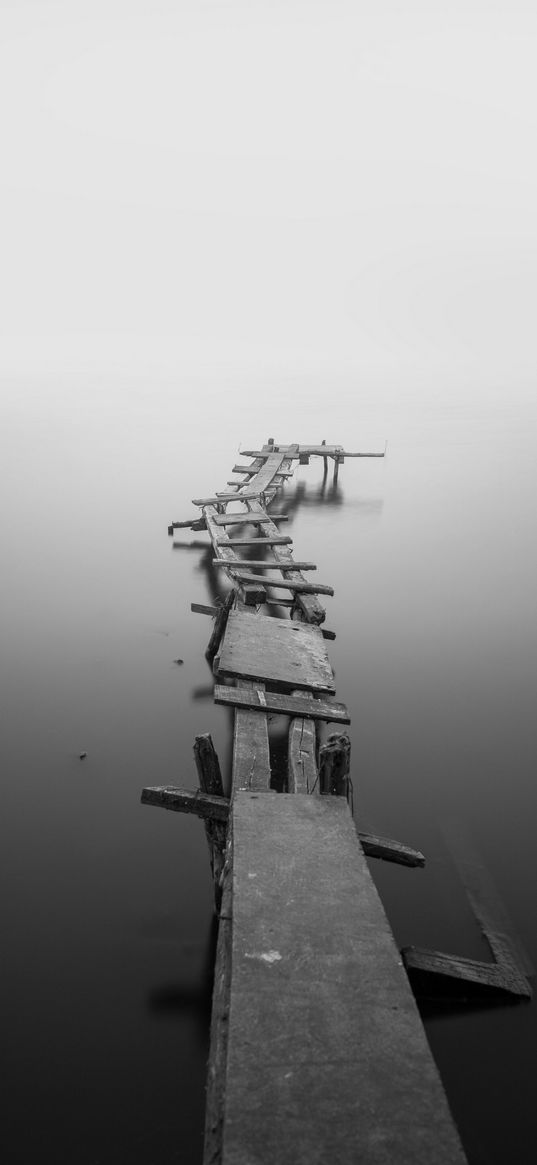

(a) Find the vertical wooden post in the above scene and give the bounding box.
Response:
[194,734,227,911]
[206,589,235,660]
[321,438,328,479]
[319,733,351,799]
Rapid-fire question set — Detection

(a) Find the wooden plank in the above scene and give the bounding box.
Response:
[140,787,229,822]
[206,589,235,660]
[213,559,316,572]
[402,946,532,999]
[218,536,293,547]
[319,732,351,797]
[214,685,350,724]
[193,491,264,506]
[203,831,233,1164]
[358,833,425,867]
[212,513,289,526]
[288,691,318,795]
[191,602,219,616]
[194,734,227,911]
[218,610,335,693]
[227,572,334,597]
[232,681,272,793]
[220,793,468,1165]
[241,446,385,459]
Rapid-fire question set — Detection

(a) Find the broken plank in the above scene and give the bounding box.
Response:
[193,491,263,506]
[402,946,532,999]
[191,602,219,616]
[228,572,334,596]
[214,685,350,724]
[212,558,316,572]
[358,833,425,867]
[141,787,230,822]
[212,513,289,526]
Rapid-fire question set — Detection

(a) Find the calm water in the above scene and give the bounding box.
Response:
[2,373,537,1164]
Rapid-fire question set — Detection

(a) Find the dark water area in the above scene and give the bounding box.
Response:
[2,373,537,1164]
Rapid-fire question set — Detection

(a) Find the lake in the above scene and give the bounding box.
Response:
[2,372,537,1163]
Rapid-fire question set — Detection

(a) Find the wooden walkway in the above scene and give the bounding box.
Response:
[147,440,475,1163]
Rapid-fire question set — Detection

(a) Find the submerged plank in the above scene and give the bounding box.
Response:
[402,946,532,999]
[214,685,350,723]
[288,691,318,795]
[358,833,425,867]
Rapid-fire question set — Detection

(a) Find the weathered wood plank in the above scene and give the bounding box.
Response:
[358,833,425,867]
[232,682,272,792]
[213,513,289,526]
[214,685,350,724]
[241,446,385,459]
[218,536,293,547]
[140,787,229,822]
[193,491,264,506]
[169,517,207,532]
[228,571,334,597]
[194,734,227,911]
[217,610,335,693]
[288,691,318,795]
[191,602,219,616]
[213,559,316,572]
[220,793,468,1165]
[402,946,532,998]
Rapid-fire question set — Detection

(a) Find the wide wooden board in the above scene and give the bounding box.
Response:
[214,685,349,723]
[217,610,335,692]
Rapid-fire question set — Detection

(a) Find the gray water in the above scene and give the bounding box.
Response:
[2,373,537,1164]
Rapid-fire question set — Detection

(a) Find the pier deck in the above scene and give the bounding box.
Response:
[149,439,472,1164]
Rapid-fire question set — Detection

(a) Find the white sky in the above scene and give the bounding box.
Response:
[1,0,536,378]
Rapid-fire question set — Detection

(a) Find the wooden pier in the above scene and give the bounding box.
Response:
[146,440,472,1163]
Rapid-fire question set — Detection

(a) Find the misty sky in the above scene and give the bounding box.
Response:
[1,0,536,379]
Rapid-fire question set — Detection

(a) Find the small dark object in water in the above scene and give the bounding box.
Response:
[173,658,184,665]
[79,752,87,760]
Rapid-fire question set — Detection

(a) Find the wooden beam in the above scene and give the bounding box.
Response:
[402,946,532,999]
[191,602,219,616]
[206,589,235,661]
[217,536,293,547]
[169,517,207,532]
[212,559,316,572]
[288,691,318,795]
[141,787,230,822]
[226,572,334,596]
[245,497,325,625]
[214,684,350,724]
[358,833,425,867]
[212,513,289,526]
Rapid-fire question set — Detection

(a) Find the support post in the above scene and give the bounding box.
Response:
[319,732,351,798]
[206,590,235,661]
[194,734,228,912]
